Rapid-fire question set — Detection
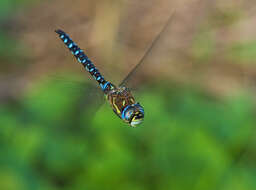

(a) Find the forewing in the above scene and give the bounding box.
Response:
[119,11,176,89]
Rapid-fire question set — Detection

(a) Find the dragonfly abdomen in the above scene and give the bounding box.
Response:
[55,29,114,93]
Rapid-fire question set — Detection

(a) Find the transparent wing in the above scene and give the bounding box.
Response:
[35,11,176,126]
[119,11,176,88]
[22,74,105,130]
[48,76,106,125]
[25,10,176,127]
[62,82,105,130]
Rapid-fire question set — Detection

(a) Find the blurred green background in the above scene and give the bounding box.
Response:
[1,0,256,189]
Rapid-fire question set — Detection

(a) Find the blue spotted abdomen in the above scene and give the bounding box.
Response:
[55,29,114,93]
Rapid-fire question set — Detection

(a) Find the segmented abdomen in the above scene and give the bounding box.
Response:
[55,29,113,92]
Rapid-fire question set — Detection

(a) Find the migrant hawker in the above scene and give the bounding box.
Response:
[55,13,174,127]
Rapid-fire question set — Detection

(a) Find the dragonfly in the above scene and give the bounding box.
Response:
[55,13,174,127]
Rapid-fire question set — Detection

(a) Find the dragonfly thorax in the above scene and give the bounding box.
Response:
[106,86,144,127]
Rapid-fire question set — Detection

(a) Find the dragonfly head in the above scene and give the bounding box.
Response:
[122,103,144,127]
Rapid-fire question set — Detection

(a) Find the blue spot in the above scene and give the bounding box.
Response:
[68,43,73,48]
[80,50,83,53]
[85,65,89,71]
[60,35,65,39]
[64,38,68,43]
[102,82,109,90]
[122,105,131,120]
[75,50,79,55]
[82,59,86,63]
[96,76,101,81]
[77,58,81,63]
[89,68,94,72]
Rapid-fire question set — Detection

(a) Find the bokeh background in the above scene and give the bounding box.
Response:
[1,0,256,189]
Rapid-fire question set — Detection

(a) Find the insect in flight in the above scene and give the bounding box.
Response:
[55,13,174,127]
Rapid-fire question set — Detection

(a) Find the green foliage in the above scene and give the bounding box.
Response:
[190,29,216,63]
[0,32,27,68]
[0,0,38,17]
[0,77,255,190]
[227,41,256,63]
